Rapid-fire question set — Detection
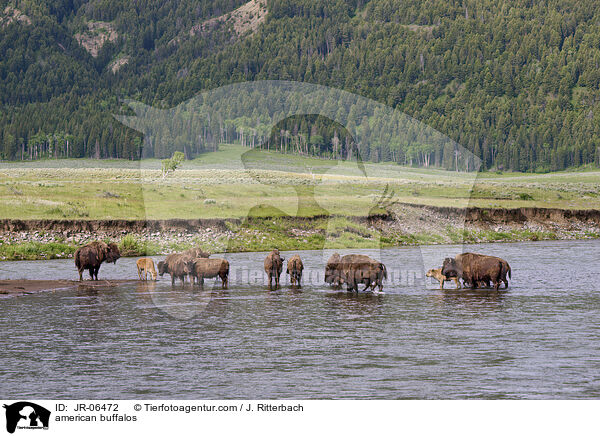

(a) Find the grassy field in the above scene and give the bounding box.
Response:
[1,146,599,260]
[1,144,599,220]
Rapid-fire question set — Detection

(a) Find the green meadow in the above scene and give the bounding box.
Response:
[1,144,599,221]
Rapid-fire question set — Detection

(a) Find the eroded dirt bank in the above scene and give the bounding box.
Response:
[2,205,599,234]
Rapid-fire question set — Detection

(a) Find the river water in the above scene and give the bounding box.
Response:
[0,240,599,399]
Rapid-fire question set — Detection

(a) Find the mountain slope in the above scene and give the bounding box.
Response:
[1,0,600,171]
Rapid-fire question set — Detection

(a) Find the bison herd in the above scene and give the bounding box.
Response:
[74,241,511,292]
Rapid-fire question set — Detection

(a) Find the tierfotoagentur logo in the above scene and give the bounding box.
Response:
[3,402,50,434]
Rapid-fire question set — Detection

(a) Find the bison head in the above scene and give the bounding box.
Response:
[185,259,197,274]
[325,265,342,284]
[441,258,459,278]
[105,243,121,264]
[157,261,167,276]
[324,269,336,284]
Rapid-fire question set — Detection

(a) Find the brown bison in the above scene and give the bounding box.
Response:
[487,255,511,288]
[339,254,387,292]
[286,255,304,287]
[264,249,285,290]
[157,253,191,285]
[442,252,509,291]
[324,253,343,287]
[136,258,157,281]
[183,248,210,259]
[74,241,121,281]
[426,268,461,289]
[187,258,229,289]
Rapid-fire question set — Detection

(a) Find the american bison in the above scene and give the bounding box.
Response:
[264,249,285,290]
[74,241,121,281]
[187,258,229,289]
[426,268,461,289]
[339,254,387,292]
[493,256,511,288]
[136,258,157,281]
[324,253,343,287]
[442,252,509,291]
[157,253,191,285]
[183,248,210,259]
[286,255,304,287]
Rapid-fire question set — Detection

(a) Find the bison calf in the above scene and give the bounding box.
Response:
[286,255,304,287]
[426,268,460,289]
[136,258,157,281]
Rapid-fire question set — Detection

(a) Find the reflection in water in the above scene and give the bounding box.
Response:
[0,240,599,399]
[324,291,385,318]
[431,288,507,311]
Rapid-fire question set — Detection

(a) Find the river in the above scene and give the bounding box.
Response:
[1,240,599,399]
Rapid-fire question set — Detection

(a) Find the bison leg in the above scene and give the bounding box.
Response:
[453,277,461,289]
[221,272,228,289]
[347,277,357,292]
[78,268,83,282]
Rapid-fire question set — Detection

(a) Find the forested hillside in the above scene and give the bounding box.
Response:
[1,0,600,171]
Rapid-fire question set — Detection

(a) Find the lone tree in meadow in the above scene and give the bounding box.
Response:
[161,151,185,178]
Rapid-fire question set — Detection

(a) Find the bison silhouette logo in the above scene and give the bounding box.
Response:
[3,402,50,434]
